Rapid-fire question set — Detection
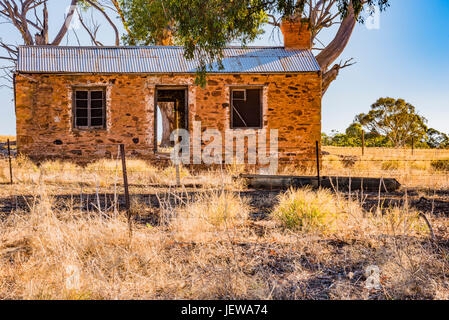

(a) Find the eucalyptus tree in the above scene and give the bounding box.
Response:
[356,97,428,148]
[119,0,390,93]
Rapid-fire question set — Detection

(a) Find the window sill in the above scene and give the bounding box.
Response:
[230,127,264,130]
[72,127,107,132]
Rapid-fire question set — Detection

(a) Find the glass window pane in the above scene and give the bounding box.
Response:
[76,91,88,99]
[91,117,103,127]
[90,91,103,100]
[76,100,88,108]
[76,109,88,118]
[91,108,103,118]
[90,99,103,109]
[76,118,88,127]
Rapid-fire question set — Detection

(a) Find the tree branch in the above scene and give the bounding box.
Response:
[51,0,79,45]
[85,0,119,45]
[316,3,357,71]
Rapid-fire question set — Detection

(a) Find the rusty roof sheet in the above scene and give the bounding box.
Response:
[17,46,320,74]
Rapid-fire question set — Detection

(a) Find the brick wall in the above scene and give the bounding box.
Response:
[280,19,312,50]
[15,72,321,167]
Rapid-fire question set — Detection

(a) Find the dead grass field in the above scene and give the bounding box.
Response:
[0,147,448,300]
[320,146,449,189]
[0,136,15,143]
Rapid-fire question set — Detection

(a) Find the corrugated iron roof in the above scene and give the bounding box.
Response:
[17,46,320,74]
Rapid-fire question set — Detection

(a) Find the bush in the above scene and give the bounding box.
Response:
[381,160,403,171]
[430,159,449,172]
[340,156,359,168]
[410,161,429,171]
[272,188,338,234]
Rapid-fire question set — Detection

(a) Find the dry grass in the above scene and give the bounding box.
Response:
[273,188,341,234]
[0,156,245,193]
[318,146,449,189]
[0,183,447,300]
[0,136,15,143]
[0,153,448,300]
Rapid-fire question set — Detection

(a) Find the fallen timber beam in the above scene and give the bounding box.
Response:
[239,174,401,192]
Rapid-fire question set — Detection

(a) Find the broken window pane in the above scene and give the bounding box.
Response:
[231,88,262,128]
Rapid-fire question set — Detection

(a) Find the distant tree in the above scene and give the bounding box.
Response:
[321,132,333,146]
[426,128,449,149]
[355,98,428,148]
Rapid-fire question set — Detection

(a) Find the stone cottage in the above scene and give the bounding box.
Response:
[14,20,322,167]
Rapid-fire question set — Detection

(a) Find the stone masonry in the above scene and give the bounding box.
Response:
[15,18,322,168]
[15,71,321,167]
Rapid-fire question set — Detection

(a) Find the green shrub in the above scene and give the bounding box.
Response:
[381,160,402,171]
[272,188,338,234]
[431,159,449,172]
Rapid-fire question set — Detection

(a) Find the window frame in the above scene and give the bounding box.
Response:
[72,87,107,130]
[231,89,246,101]
[230,86,263,130]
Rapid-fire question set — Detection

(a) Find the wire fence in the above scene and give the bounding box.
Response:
[1,141,449,226]
[1,141,449,190]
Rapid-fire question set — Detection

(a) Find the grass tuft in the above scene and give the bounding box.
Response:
[272,187,339,234]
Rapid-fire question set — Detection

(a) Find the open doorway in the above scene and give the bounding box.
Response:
[155,87,188,154]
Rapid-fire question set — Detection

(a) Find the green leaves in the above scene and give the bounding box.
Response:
[117,0,390,86]
[120,0,172,46]
[120,0,268,85]
[337,0,390,21]
[356,97,428,148]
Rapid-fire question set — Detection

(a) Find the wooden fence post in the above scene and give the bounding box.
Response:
[316,141,321,188]
[120,144,130,221]
[7,139,13,184]
[175,164,181,186]
[361,130,365,156]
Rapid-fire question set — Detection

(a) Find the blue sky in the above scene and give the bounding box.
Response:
[0,0,448,135]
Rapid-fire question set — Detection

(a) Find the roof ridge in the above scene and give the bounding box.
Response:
[18,45,290,50]
[17,46,321,74]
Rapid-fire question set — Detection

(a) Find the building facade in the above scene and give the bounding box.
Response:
[14,20,322,168]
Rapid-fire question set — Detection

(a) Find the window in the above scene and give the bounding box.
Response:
[73,88,106,129]
[230,88,262,129]
[232,89,246,101]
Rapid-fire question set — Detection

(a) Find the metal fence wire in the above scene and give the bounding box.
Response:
[1,141,449,190]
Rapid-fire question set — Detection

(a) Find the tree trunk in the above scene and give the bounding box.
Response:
[156,33,175,149]
[159,102,176,148]
[51,0,80,45]
[316,5,357,95]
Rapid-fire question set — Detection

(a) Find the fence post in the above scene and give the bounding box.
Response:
[361,130,365,156]
[175,164,181,186]
[120,144,130,221]
[411,137,414,156]
[7,139,13,185]
[316,141,321,188]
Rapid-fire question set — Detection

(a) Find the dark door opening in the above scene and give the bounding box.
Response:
[155,87,188,154]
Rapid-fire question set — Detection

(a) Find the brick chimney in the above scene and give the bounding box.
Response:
[280,18,312,50]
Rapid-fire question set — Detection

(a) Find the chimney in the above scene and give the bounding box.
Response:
[280,18,312,50]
